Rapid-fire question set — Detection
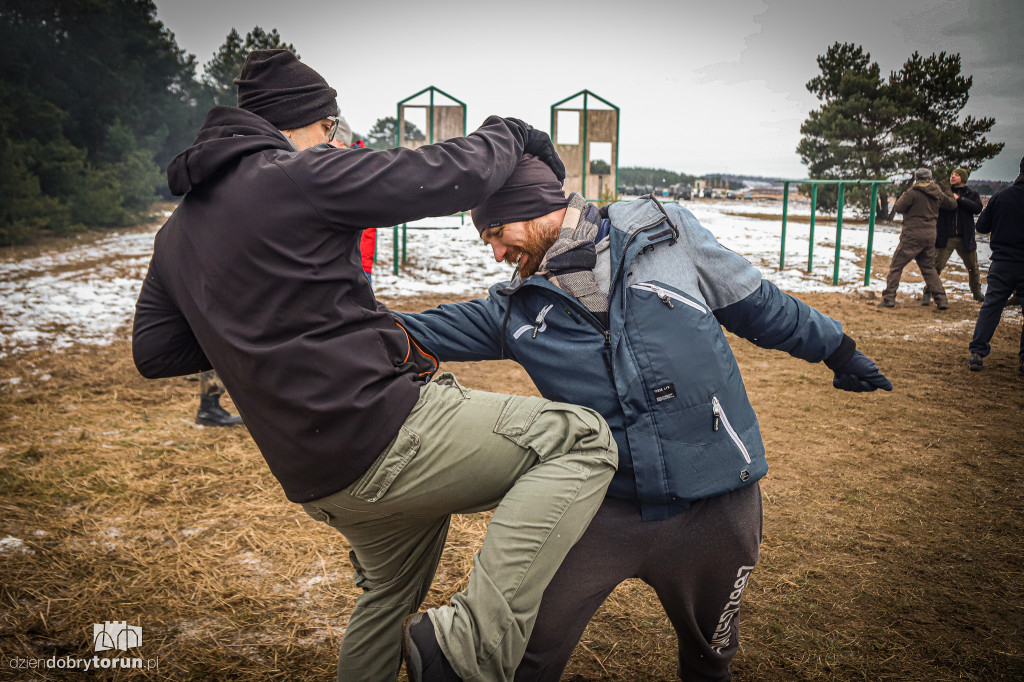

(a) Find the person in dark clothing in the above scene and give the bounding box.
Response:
[195,369,242,426]
[881,167,958,308]
[922,167,984,304]
[968,155,1024,375]
[396,155,892,682]
[131,50,617,682]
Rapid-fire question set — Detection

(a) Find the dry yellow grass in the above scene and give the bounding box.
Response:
[1,291,1023,680]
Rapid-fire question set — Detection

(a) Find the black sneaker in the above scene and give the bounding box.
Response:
[969,354,983,372]
[402,613,462,682]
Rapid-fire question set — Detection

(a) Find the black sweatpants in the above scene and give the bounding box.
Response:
[515,483,763,682]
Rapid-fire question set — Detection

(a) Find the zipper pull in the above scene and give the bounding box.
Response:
[712,399,721,431]
[658,293,674,308]
[532,305,553,339]
[603,330,611,348]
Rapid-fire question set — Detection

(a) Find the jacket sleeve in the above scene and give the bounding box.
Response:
[892,190,912,215]
[289,116,532,230]
[959,188,983,215]
[662,204,844,363]
[940,186,958,211]
[132,264,213,378]
[975,199,994,234]
[713,280,845,363]
[392,289,510,362]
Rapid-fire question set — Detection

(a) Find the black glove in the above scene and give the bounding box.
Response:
[825,335,893,392]
[523,127,566,183]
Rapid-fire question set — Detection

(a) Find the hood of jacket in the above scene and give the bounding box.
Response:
[912,180,949,202]
[166,106,293,196]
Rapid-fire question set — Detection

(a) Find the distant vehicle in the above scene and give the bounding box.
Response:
[670,183,691,200]
[703,187,713,198]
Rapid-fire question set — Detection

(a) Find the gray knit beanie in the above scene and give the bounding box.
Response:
[234,50,338,130]
[914,168,932,181]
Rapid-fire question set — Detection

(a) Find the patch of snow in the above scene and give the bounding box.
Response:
[0,536,33,554]
[0,201,1006,359]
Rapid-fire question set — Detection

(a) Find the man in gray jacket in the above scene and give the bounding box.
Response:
[882,167,958,308]
[396,155,892,681]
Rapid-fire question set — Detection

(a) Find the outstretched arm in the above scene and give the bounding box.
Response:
[393,288,511,363]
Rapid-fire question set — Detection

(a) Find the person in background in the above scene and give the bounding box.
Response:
[922,167,984,304]
[968,155,1024,375]
[195,370,243,426]
[328,116,376,286]
[881,167,957,309]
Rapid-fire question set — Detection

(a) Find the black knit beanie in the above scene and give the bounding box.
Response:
[471,155,568,234]
[234,50,338,130]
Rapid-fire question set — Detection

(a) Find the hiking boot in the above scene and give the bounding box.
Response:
[195,395,243,427]
[935,297,948,310]
[920,290,932,306]
[402,613,462,682]
[968,354,983,372]
[972,291,985,302]
[878,299,895,308]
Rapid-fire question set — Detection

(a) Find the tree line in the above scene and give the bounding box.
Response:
[0,1,306,245]
[797,42,1003,217]
[0,8,1004,246]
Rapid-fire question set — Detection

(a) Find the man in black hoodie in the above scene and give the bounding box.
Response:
[132,50,617,682]
[968,155,1024,375]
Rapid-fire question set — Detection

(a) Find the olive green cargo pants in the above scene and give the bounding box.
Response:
[302,373,617,682]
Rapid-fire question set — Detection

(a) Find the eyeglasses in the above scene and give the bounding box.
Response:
[327,116,342,143]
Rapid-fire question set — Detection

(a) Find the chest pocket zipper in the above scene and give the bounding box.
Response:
[630,282,708,314]
[512,304,555,340]
[712,396,751,463]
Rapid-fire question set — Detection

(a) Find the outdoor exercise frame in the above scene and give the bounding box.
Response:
[778,179,889,286]
[550,90,619,201]
[392,86,469,273]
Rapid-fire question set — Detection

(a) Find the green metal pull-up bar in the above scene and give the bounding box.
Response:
[391,213,467,274]
[778,179,887,286]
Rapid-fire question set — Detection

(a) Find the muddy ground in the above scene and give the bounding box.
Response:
[1,289,1022,680]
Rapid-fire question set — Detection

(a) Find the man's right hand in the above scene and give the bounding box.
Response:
[523,127,566,183]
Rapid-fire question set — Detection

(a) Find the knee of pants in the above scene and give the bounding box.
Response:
[502,401,618,472]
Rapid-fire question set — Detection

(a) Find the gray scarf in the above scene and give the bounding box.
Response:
[539,193,609,326]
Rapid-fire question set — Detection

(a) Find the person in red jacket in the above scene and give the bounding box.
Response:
[328,117,377,286]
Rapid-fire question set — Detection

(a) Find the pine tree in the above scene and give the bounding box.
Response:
[796,43,902,216]
[203,27,298,106]
[888,51,1003,187]
[797,42,1004,217]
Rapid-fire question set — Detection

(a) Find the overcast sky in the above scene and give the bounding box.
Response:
[154,0,1021,181]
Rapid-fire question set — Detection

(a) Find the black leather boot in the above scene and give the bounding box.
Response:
[196,395,243,427]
